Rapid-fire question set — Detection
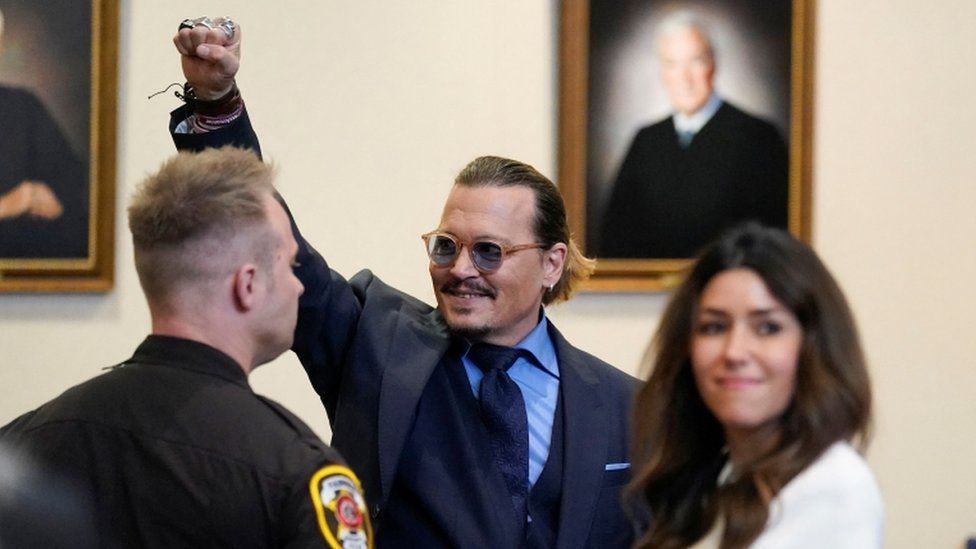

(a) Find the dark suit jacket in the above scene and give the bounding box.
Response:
[171,107,638,547]
[599,101,788,258]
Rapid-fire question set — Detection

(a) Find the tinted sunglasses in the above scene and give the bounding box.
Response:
[421,231,547,273]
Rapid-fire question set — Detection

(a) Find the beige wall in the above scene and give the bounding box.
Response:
[1,1,973,547]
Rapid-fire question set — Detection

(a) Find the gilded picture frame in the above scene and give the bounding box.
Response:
[559,0,813,291]
[0,0,117,292]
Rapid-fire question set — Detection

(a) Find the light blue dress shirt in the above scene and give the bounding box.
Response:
[673,92,723,137]
[461,312,559,487]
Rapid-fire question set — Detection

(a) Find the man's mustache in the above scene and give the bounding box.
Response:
[440,280,497,299]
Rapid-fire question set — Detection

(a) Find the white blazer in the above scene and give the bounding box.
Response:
[692,441,884,548]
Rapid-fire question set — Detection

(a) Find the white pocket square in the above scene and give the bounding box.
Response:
[605,462,630,471]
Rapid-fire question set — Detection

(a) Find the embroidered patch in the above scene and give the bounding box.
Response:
[309,464,373,549]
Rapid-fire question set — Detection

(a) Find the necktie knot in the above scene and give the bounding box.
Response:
[468,343,526,374]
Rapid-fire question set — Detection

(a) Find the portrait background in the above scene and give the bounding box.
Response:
[0,0,91,160]
[0,0,115,291]
[586,0,791,252]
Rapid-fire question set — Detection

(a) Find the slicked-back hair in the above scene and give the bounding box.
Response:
[128,146,278,303]
[627,222,872,549]
[454,155,595,305]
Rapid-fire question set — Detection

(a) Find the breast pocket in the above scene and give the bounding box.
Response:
[602,464,632,487]
[589,466,636,547]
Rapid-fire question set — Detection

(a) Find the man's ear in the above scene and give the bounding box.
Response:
[542,242,568,287]
[232,263,259,312]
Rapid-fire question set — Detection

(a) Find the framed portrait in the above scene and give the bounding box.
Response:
[559,0,813,291]
[0,0,117,292]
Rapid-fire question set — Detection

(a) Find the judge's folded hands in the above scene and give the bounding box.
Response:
[0,180,64,220]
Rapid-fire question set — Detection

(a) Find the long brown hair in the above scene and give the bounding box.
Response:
[627,223,872,548]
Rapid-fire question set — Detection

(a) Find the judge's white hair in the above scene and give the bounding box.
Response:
[655,11,715,59]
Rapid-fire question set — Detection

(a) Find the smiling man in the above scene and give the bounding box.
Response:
[168,18,637,549]
[428,182,564,346]
[600,12,789,259]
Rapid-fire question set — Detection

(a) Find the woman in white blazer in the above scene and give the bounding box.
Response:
[628,223,883,548]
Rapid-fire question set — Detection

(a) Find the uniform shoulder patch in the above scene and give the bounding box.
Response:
[309,464,373,549]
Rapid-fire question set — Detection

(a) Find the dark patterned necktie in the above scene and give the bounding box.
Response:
[468,343,530,523]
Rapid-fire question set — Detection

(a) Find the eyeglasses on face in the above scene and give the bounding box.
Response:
[421,231,547,273]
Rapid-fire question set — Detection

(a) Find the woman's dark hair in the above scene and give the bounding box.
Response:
[627,223,872,548]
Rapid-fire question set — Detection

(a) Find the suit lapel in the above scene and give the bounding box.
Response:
[550,326,608,548]
[376,307,524,545]
[376,308,451,502]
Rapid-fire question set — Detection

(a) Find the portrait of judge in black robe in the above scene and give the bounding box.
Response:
[0,3,90,260]
[594,9,789,259]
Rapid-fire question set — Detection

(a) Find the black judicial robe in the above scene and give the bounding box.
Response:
[0,86,88,258]
[600,102,788,258]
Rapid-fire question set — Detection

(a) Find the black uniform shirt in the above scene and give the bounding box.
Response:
[0,335,372,549]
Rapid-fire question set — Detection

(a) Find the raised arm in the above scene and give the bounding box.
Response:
[166,17,360,420]
[173,17,240,101]
[169,19,261,154]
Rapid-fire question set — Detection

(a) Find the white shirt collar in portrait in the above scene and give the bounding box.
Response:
[673,93,723,136]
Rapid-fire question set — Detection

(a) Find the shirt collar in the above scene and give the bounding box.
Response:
[460,308,559,379]
[673,93,723,135]
[129,335,249,386]
[514,310,558,378]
